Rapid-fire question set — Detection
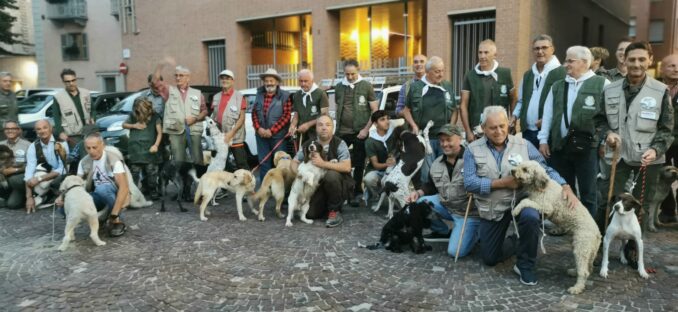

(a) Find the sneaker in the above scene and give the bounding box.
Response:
[109,222,127,237]
[513,265,538,286]
[326,211,343,227]
[423,231,451,242]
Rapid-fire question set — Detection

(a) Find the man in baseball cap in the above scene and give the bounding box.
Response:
[211,69,249,170]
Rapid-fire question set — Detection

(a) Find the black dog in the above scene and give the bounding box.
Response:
[159,160,199,212]
[368,201,436,253]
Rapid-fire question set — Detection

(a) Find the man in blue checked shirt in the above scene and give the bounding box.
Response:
[24,119,68,213]
[463,105,578,286]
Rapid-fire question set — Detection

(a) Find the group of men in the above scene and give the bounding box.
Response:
[1,33,677,287]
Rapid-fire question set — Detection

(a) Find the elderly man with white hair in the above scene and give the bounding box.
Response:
[152,62,208,199]
[538,46,610,217]
[289,69,329,145]
[464,105,576,286]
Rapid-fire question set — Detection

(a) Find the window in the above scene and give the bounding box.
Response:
[582,17,589,46]
[649,20,664,43]
[61,33,88,61]
[628,17,637,38]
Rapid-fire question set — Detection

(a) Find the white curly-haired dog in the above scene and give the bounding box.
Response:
[58,175,106,251]
[510,160,601,295]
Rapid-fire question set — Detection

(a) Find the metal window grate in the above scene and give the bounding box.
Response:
[451,12,496,96]
[207,40,226,86]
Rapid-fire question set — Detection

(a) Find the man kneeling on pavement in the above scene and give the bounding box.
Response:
[56,133,134,237]
[406,124,480,259]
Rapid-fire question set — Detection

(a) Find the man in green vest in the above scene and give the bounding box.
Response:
[595,42,674,231]
[511,34,565,148]
[0,72,17,141]
[211,69,248,170]
[335,59,378,206]
[402,56,458,184]
[395,54,427,117]
[53,69,94,148]
[537,46,609,217]
[289,69,329,146]
[460,39,516,143]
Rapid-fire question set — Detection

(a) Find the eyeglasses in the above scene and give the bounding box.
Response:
[4,127,20,131]
[533,46,552,51]
[175,74,188,78]
[63,79,77,84]
[565,59,581,64]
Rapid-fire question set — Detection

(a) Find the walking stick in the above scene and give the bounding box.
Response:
[605,146,621,230]
[455,194,474,263]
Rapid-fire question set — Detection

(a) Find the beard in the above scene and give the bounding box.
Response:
[265,85,277,93]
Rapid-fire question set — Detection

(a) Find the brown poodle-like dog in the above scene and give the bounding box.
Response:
[511,160,601,295]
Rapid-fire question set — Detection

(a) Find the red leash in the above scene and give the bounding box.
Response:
[251,133,292,173]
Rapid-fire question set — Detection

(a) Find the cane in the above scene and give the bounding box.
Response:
[455,194,474,263]
[605,146,621,230]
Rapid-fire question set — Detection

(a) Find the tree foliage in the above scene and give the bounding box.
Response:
[0,0,21,45]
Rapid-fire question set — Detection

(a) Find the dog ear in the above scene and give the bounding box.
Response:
[533,168,549,191]
[241,172,252,185]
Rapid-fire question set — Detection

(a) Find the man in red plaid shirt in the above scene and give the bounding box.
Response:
[252,68,292,183]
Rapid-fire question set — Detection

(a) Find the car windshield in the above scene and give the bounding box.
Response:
[109,92,144,113]
[18,95,53,114]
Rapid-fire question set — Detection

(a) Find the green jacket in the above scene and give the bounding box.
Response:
[406,79,457,135]
[465,67,513,129]
[126,113,162,164]
[519,66,566,131]
[548,76,606,151]
[292,88,329,139]
[335,80,374,133]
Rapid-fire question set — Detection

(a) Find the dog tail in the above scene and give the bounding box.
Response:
[188,168,200,183]
[193,180,203,206]
[251,173,273,204]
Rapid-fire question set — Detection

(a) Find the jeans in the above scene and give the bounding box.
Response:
[548,147,598,216]
[255,134,288,186]
[91,183,121,222]
[478,208,540,271]
[419,139,442,185]
[418,195,481,258]
[307,171,354,219]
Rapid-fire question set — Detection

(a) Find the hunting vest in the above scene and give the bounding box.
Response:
[163,86,203,136]
[335,80,373,133]
[254,86,290,139]
[429,155,477,217]
[519,66,566,131]
[604,77,668,165]
[292,88,326,139]
[548,75,606,151]
[467,135,529,221]
[212,89,245,144]
[54,88,91,136]
[466,67,513,129]
[407,79,456,135]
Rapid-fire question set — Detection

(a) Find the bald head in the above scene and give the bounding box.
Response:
[34,119,53,143]
[316,115,334,141]
[478,39,498,70]
[298,69,315,92]
[661,54,678,84]
[35,119,51,129]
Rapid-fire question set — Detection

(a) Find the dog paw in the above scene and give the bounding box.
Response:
[57,244,67,251]
[205,211,211,216]
[95,241,106,246]
[238,216,247,221]
[258,216,266,222]
[567,286,584,295]
[276,213,285,218]
[301,218,313,224]
[647,225,658,233]
[385,213,393,219]
[371,205,380,212]
[200,216,208,221]
[285,221,293,227]
[599,269,609,278]
[639,270,650,279]
[566,268,578,277]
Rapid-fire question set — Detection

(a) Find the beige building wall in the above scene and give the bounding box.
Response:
[122,0,629,90]
[35,0,123,90]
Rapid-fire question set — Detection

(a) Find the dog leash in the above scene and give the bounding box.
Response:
[629,165,648,225]
[251,133,292,173]
[510,190,547,254]
[510,190,520,239]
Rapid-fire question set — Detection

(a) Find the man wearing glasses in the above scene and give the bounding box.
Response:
[0,72,17,141]
[512,34,566,149]
[53,69,94,148]
[0,120,30,209]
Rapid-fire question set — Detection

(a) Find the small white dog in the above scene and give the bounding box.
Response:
[194,169,256,221]
[205,117,230,173]
[600,193,649,279]
[286,141,327,227]
[58,175,106,251]
[511,160,601,295]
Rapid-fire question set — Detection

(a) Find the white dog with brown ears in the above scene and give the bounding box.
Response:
[510,160,601,295]
[600,193,649,279]
[194,169,256,221]
[285,141,327,227]
[58,175,106,251]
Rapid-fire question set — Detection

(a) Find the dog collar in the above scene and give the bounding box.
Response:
[60,185,80,197]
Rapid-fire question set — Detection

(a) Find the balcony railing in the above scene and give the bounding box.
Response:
[47,0,88,25]
[336,57,413,79]
[246,64,310,89]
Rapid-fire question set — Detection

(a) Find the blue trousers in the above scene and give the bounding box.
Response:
[91,183,121,222]
[419,195,481,258]
[478,208,540,271]
[255,134,288,186]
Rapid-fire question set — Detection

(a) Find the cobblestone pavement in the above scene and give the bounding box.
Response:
[1,196,677,312]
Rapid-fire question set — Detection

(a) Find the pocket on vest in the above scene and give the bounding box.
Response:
[636,110,659,133]
[606,107,620,130]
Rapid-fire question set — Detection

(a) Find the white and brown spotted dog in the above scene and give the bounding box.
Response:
[194,169,256,221]
[511,160,601,295]
[286,141,327,227]
[251,151,297,221]
[58,175,106,251]
[600,193,649,279]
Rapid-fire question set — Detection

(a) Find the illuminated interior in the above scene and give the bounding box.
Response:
[249,14,313,66]
[339,0,425,69]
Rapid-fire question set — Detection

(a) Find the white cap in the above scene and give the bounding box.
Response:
[219,69,234,78]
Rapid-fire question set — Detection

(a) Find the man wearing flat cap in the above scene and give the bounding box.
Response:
[211,69,249,170]
[252,68,293,182]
